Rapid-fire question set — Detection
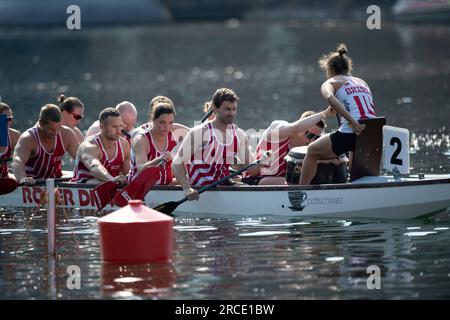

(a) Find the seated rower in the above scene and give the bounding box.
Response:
[243,107,336,185]
[86,101,137,145]
[172,88,253,201]
[12,104,79,185]
[129,102,186,185]
[59,94,85,144]
[0,102,20,179]
[72,108,130,185]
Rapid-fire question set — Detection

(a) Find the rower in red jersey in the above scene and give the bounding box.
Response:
[72,107,130,185]
[12,104,79,185]
[86,101,137,145]
[0,102,20,178]
[172,88,253,201]
[129,102,186,185]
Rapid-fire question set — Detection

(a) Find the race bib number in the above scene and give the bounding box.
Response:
[382,125,410,174]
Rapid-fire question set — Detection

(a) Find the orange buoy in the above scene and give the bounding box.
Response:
[98,199,173,263]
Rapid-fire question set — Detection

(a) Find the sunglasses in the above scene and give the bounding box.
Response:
[71,113,84,120]
[7,116,13,122]
[305,130,321,141]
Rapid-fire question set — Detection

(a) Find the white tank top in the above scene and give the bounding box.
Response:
[334,76,376,133]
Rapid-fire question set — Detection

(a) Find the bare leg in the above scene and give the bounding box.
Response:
[299,134,337,185]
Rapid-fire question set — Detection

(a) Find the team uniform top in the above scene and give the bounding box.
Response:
[72,133,124,182]
[128,130,177,185]
[252,121,290,177]
[25,127,65,178]
[187,122,239,187]
[335,76,376,133]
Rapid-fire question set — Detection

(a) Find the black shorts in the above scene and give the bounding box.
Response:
[330,131,356,156]
[242,176,264,185]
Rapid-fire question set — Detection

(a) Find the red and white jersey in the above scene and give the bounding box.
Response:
[0,131,12,177]
[335,76,376,133]
[129,130,177,185]
[25,127,66,179]
[187,123,239,187]
[254,133,290,177]
[72,134,124,182]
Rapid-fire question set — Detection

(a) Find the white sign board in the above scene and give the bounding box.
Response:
[383,125,410,174]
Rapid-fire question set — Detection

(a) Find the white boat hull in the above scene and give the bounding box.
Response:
[1,174,450,220]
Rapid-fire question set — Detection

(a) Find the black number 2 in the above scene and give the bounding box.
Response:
[390,137,403,165]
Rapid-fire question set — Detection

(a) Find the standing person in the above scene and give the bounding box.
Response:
[59,94,85,143]
[300,43,375,185]
[129,102,186,185]
[86,101,137,145]
[172,88,253,201]
[243,108,335,185]
[72,107,130,185]
[0,102,20,178]
[12,104,79,185]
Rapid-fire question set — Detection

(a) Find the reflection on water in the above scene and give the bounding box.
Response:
[2,209,450,299]
[1,20,450,299]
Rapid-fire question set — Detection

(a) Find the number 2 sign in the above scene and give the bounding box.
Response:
[383,126,410,174]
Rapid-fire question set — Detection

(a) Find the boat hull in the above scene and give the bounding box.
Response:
[2,175,450,220]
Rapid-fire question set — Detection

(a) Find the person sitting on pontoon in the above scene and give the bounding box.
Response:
[86,101,137,145]
[12,104,79,185]
[0,102,20,179]
[72,107,130,185]
[243,107,337,185]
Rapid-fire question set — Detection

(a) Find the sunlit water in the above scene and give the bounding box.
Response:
[1,20,450,299]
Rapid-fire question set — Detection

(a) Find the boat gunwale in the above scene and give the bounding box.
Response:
[45,177,450,192]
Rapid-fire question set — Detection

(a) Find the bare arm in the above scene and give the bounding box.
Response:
[321,81,359,128]
[131,134,162,173]
[62,126,80,159]
[12,133,35,182]
[73,127,84,144]
[277,111,329,140]
[78,142,112,182]
[9,129,21,151]
[120,138,131,175]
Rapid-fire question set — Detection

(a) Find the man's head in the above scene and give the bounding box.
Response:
[99,107,122,141]
[0,102,13,128]
[38,104,62,138]
[115,101,137,132]
[300,111,325,144]
[151,102,176,134]
[211,88,239,125]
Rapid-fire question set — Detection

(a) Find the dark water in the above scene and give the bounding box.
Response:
[1,20,450,299]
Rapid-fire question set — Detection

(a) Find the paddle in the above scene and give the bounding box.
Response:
[153,152,270,216]
[200,107,214,123]
[0,176,72,195]
[91,180,121,211]
[110,165,162,207]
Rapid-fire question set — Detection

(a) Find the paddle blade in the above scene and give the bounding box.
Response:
[91,181,119,211]
[153,201,178,216]
[0,177,20,195]
[112,166,161,207]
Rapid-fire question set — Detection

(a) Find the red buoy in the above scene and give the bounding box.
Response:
[98,199,173,263]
